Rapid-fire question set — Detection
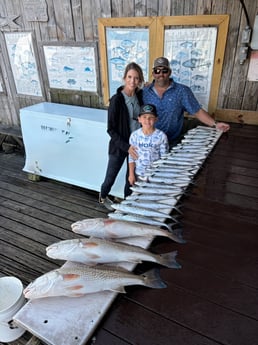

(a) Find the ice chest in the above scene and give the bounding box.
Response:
[20,102,126,198]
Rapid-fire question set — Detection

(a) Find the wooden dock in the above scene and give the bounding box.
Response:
[1,123,258,345]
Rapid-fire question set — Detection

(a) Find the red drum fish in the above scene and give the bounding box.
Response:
[24,263,167,299]
[71,218,183,243]
[46,237,181,268]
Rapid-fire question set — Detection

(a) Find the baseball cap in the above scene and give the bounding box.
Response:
[139,104,157,117]
[153,57,170,69]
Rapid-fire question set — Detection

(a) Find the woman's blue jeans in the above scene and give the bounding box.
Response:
[100,154,131,199]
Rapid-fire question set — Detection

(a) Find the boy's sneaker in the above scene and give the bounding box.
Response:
[99,194,114,211]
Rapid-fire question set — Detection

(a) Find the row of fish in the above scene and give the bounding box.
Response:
[107,126,221,233]
[23,126,221,300]
[24,217,181,299]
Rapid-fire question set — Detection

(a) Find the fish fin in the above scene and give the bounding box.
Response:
[67,285,84,291]
[69,293,85,297]
[99,265,130,273]
[128,258,142,264]
[159,251,182,269]
[110,286,126,293]
[106,230,120,238]
[167,230,186,244]
[173,205,183,215]
[85,254,101,260]
[82,261,98,266]
[62,273,80,281]
[141,268,167,289]
[167,227,186,244]
[161,223,173,232]
[82,241,98,248]
[169,215,180,223]
[104,218,116,225]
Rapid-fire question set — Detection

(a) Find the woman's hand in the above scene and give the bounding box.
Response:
[128,145,138,160]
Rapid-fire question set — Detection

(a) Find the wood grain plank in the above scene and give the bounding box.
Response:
[96,296,220,345]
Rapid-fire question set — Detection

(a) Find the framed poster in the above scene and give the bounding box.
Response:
[43,43,99,93]
[4,32,42,96]
[98,17,157,105]
[106,28,149,98]
[156,15,229,114]
[164,27,217,111]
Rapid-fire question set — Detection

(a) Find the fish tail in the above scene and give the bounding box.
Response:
[167,230,186,244]
[159,251,182,269]
[173,205,183,215]
[170,215,180,223]
[141,268,167,289]
[166,224,186,244]
[161,222,173,232]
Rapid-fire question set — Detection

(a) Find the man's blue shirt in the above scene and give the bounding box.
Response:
[142,79,201,141]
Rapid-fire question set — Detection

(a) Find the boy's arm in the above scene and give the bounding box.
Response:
[160,133,169,156]
[128,161,136,186]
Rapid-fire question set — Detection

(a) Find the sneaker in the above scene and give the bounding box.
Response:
[99,194,114,211]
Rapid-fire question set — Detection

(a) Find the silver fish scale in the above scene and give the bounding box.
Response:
[162,152,206,159]
[153,159,198,167]
[147,177,191,185]
[164,155,205,162]
[130,186,183,195]
[135,180,188,188]
[108,212,173,231]
[148,173,194,180]
[125,194,179,202]
[146,169,193,177]
[111,203,172,219]
[147,165,195,173]
[122,200,171,209]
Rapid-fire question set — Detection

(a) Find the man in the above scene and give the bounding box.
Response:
[143,57,230,146]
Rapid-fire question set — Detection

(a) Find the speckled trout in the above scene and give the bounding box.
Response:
[108,212,176,232]
[46,237,181,268]
[130,186,183,195]
[126,194,179,202]
[111,203,174,220]
[122,200,182,215]
[24,263,167,299]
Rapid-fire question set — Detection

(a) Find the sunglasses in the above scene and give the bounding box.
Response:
[153,68,169,74]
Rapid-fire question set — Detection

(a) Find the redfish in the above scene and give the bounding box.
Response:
[71,218,183,243]
[46,237,181,268]
[24,263,167,299]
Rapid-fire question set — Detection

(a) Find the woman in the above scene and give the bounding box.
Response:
[99,62,144,210]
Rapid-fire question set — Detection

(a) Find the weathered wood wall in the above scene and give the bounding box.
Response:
[0,0,257,127]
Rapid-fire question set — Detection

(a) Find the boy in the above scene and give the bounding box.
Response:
[128,104,168,185]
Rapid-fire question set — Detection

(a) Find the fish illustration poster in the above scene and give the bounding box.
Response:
[4,32,42,96]
[43,45,97,92]
[106,28,149,97]
[164,27,217,111]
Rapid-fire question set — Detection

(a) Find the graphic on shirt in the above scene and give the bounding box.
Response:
[129,128,168,176]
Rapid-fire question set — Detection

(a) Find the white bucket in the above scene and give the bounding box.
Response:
[0,276,26,342]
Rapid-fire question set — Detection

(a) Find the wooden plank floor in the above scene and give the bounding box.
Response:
[1,123,258,345]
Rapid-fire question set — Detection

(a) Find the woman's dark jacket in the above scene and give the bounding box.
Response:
[107,86,143,156]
